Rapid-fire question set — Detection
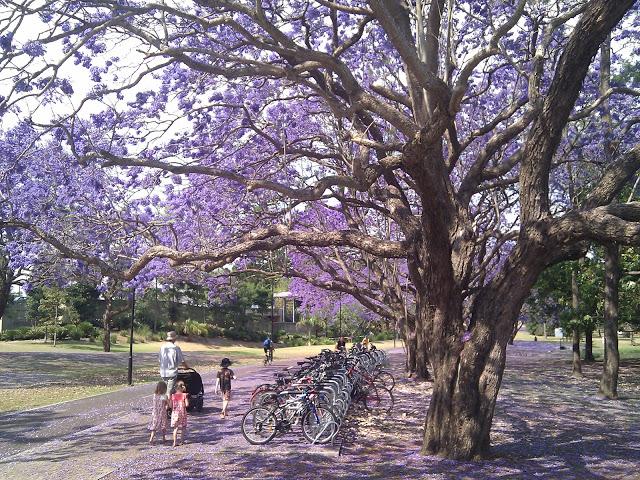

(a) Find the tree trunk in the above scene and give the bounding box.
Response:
[508,320,522,345]
[571,268,583,377]
[421,301,511,460]
[0,253,13,322]
[584,327,595,362]
[102,296,113,353]
[599,242,620,399]
[405,321,431,380]
[572,328,582,376]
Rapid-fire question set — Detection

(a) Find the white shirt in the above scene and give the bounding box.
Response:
[159,341,185,378]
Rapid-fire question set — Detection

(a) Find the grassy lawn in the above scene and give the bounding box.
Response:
[0,385,121,413]
[0,337,261,353]
[0,338,396,413]
[515,331,640,360]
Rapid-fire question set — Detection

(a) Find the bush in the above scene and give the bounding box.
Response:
[373,332,394,341]
[224,325,263,342]
[132,324,154,343]
[68,325,82,340]
[181,319,209,337]
[97,331,118,345]
[206,324,224,338]
[78,321,97,339]
[1,327,30,341]
[27,325,47,339]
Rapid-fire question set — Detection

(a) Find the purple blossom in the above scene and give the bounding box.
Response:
[22,40,45,57]
[0,32,13,51]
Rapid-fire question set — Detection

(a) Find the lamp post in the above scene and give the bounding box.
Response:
[127,288,135,386]
[53,303,58,347]
[270,281,275,338]
[53,301,65,348]
[338,294,342,338]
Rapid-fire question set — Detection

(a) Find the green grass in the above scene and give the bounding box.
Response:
[515,331,640,360]
[0,338,397,413]
[0,385,121,414]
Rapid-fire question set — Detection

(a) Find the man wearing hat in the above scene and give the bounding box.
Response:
[159,331,189,398]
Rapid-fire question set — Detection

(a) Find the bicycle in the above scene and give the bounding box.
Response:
[241,387,339,445]
[263,346,274,366]
[347,362,394,414]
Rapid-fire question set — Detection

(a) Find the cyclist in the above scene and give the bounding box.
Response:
[263,336,274,365]
[335,336,346,352]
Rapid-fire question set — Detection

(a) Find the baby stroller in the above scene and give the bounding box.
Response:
[169,368,204,412]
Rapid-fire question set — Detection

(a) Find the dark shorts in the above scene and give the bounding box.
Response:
[222,390,231,401]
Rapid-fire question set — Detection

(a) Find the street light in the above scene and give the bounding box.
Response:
[270,280,275,338]
[127,288,135,386]
[338,293,342,338]
[53,301,65,348]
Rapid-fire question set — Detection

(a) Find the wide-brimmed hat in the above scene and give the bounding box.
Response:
[166,331,178,341]
[220,357,231,367]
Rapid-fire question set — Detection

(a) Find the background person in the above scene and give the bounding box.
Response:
[170,381,189,447]
[214,357,236,418]
[148,381,168,444]
[159,330,189,398]
[263,336,274,363]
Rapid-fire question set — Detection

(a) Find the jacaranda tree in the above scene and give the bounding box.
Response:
[0,0,639,459]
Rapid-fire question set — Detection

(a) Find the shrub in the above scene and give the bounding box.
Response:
[206,324,224,338]
[373,332,394,341]
[97,331,118,345]
[78,321,97,339]
[132,325,151,343]
[2,328,27,341]
[68,325,82,340]
[182,319,209,337]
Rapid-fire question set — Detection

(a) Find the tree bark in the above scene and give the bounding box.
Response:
[584,326,595,362]
[102,296,113,353]
[599,242,620,399]
[405,318,431,380]
[571,268,583,377]
[0,252,13,323]
[421,292,516,459]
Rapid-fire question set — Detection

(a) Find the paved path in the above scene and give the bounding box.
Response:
[0,358,283,460]
[2,343,639,480]
[0,348,373,480]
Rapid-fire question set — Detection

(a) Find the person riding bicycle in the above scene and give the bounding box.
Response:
[336,336,347,352]
[263,336,274,363]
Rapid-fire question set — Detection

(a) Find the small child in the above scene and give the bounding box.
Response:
[214,358,236,419]
[148,381,168,444]
[170,380,189,447]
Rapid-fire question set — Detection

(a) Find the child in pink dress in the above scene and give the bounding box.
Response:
[148,381,168,443]
[170,381,189,447]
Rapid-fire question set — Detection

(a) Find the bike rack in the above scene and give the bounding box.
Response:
[310,420,340,445]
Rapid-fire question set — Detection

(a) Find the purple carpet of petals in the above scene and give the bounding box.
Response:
[1,342,639,479]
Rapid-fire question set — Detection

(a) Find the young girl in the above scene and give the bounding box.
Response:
[170,380,189,447]
[214,358,236,418]
[148,381,168,444]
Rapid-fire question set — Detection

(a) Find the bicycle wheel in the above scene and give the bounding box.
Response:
[258,392,281,410]
[250,387,277,408]
[373,371,396,391]
[241,407,278,445]
[301,406,339,444]
[363,385,394,414]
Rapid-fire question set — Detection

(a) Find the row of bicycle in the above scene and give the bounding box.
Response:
[241,345,395,445]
